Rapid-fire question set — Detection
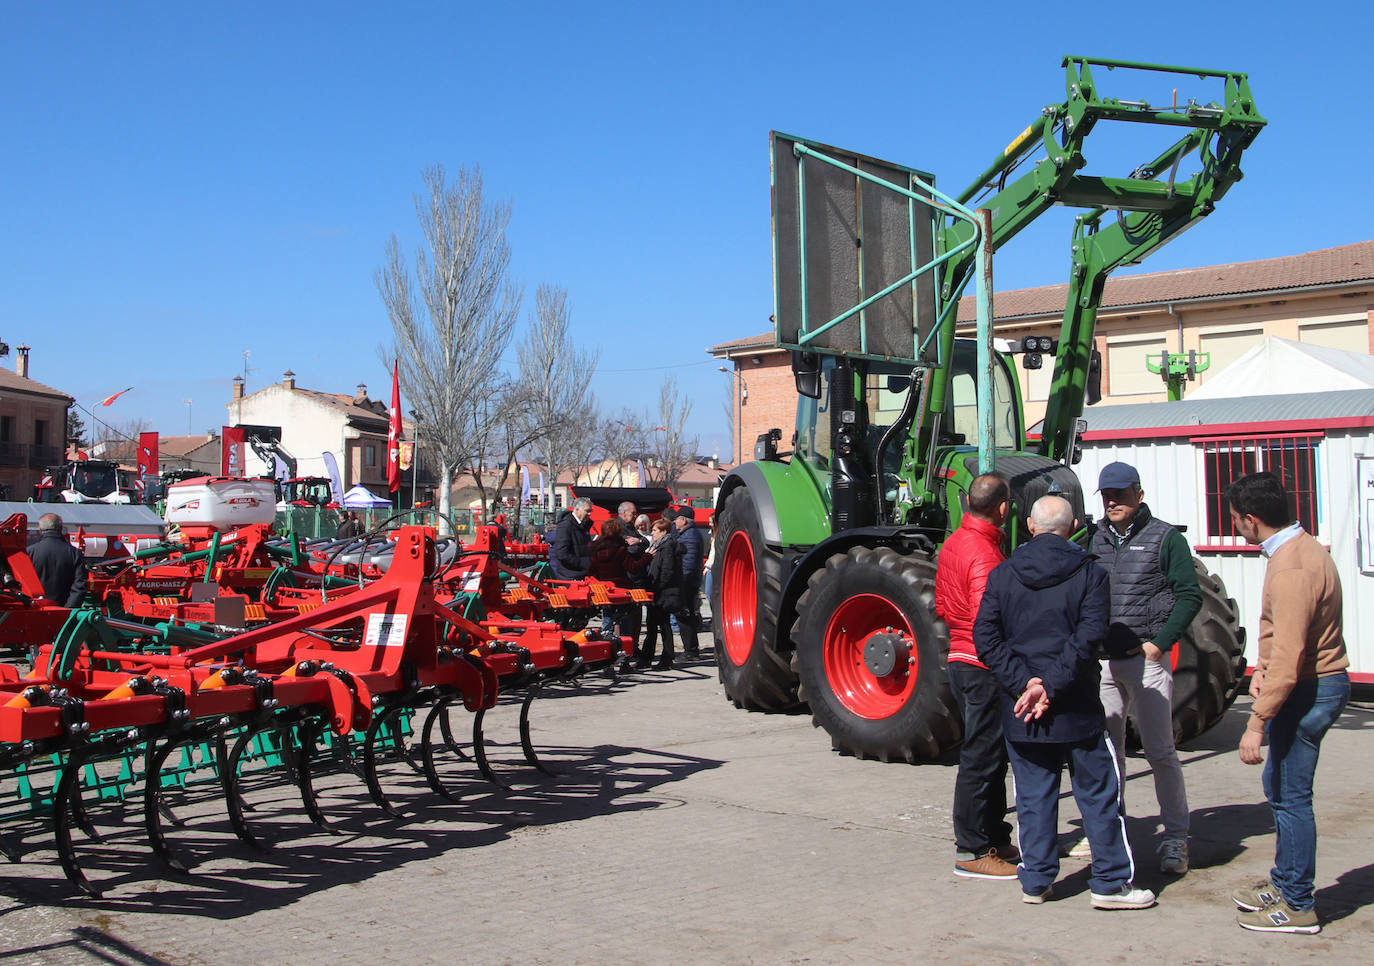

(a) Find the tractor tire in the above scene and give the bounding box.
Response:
[791,546,960,763]
[711,486,801,711]
[1171,559,1247,745]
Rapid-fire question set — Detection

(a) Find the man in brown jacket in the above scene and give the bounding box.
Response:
[1225,472,1349,934]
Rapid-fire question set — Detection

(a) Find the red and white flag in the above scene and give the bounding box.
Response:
[386,360,403,493]
[137,431,158,493]
[100,387,134,407]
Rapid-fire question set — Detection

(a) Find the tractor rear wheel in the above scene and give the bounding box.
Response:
[791,546,959,763]
[1171,559,1247,745]
[711,487,800,711]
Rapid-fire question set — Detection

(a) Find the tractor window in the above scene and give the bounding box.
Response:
[863,363,915,476]
[795,356,835,471]
[948,345,1019,450]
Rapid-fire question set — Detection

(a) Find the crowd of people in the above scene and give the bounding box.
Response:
[549,497,710,671]
[936,464,1348,933]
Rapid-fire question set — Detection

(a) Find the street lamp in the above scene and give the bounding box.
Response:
[183,399,193,435]
[717,366,748,465]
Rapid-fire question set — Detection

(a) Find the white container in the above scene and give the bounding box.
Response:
[165,477,277,531]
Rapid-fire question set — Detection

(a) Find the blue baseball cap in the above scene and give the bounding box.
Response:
[1097,461,1141,491]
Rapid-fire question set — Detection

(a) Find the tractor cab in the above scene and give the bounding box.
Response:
[279,476,334,508]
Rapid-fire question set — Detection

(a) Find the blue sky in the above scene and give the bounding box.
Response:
[3,2,1370,460]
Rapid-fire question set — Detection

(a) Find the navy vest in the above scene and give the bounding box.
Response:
[1091,504,1175,658]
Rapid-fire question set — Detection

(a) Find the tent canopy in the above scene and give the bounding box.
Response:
[341,485,391,508]
[1189,336,1374,400]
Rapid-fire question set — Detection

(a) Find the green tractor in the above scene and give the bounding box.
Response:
[711,57,1263,762]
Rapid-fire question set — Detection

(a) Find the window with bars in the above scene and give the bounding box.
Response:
[1197,433,1320,544]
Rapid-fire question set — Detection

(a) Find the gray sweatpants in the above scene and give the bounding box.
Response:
[1100,654,1189,841]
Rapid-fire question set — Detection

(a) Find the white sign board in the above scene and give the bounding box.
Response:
[365,613,409,649]
[1359,457,1374,576]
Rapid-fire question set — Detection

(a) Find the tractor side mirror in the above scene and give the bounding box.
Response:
[754,428,783,461]
[792,351,821,399]
[885,375,911,393]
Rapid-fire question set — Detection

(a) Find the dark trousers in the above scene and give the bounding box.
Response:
[948,661,1012,857]
[678,579,701,656]
[641,605,675,666]
[1006,732,1134,895]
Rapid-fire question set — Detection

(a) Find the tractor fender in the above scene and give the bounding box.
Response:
[715,462,830,550]
[776,526,937,655]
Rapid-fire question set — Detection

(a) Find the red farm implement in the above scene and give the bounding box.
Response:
[0,525,635,895]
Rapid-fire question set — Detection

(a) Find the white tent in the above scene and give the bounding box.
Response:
[1189,336,1374,400]
[341,485,391,508]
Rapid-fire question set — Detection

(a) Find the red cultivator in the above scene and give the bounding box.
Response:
[0,525,633,895]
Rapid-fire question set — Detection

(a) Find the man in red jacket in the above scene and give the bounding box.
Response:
[936,473,1017,879]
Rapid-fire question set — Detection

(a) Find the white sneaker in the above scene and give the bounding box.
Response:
[1090,883,1157,910]
[1159,838,1189,874]
[1066,837,1092,859]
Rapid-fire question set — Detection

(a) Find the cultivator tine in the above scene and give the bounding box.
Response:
[420,698,460,802]
[143,738,192,875]
[470,707,509,791]
[438,701,469,760]
[361,707,404,818]
[222,726,272,851]
[518,684,553,775]
[52,747,99,897]
[293,718,336,832]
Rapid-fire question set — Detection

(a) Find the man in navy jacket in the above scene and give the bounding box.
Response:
[974,495,1155,910]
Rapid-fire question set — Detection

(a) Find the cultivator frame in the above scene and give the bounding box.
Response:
[0,525,635,895]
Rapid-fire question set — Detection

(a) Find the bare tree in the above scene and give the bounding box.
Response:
[516,283,600,491]
[638,376,698,489]
[376,164,522,533]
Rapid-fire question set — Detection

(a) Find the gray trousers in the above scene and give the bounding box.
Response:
[1100,655,1189,840]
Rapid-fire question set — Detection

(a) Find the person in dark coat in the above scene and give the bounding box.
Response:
[27,513,88,607]
[673,509,704,660]
[549,498,594,578]
[336,510,363,539]
[638,518,682,669]
[974,495,1155,911]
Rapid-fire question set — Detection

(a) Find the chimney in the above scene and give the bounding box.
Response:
[15,345,30,379]
[354,383,368,404]
[232,376,245,400]
[282,370,295,391]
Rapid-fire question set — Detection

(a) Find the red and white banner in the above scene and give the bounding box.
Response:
[137,432,158,496]
[221,425,246,477]
[386,361,402,493]
[100,387,134,407]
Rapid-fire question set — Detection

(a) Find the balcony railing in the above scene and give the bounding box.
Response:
[29,444,62,469]
[0,441,27,468]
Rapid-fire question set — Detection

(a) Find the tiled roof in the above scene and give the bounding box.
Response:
[957,239,1374,323]
[161,434,219,457]
[293,388,390,428]
[710,240,1374,351]
[0,368,72,401]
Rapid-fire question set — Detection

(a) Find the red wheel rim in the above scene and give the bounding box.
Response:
[720,530,757,666]
[822,594,916,719]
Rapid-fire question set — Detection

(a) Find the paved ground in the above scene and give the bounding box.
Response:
[1,643,1371,966]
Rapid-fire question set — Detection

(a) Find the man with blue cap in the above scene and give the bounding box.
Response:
[1088,461,1201,875]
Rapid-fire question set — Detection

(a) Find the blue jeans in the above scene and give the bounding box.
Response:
[1263,672,1349,911]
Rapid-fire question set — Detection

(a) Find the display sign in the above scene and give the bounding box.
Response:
[1359,457,1374,575]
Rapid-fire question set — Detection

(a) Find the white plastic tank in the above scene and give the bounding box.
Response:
[165,477,277,531]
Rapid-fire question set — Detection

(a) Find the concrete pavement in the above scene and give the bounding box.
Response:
[1,650,1371,965]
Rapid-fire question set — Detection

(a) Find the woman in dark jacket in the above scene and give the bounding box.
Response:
[638,518,682,670]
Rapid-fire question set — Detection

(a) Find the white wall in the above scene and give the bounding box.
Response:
[228,387,348,479]
[1077,429,1374,678]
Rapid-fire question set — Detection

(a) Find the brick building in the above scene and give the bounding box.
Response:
[0,346,71,501]
[713,239,1374,454]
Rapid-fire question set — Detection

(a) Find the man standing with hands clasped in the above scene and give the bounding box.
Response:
[1226,472,1348,934]
[975,495,1155,910]
[1091,461,1200,875]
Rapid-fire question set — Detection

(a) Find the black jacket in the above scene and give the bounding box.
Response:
[973,533,1109,744]
[27,530,89,607]
[550,512,593,578]
[676,524,704,590]
[644,536,682,611]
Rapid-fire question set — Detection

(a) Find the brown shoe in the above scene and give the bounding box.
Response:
[954,849,1019,880]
